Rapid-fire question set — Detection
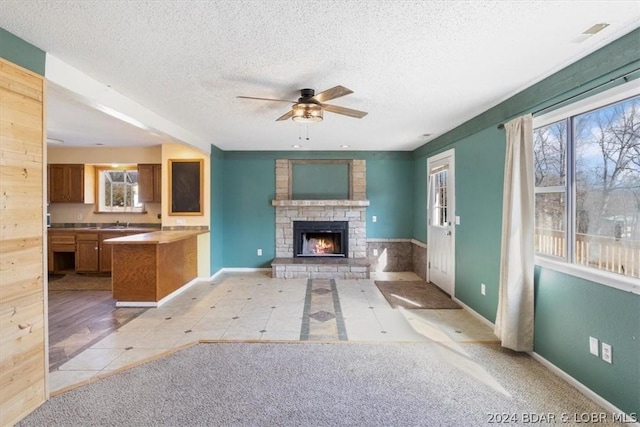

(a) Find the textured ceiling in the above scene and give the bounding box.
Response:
[1,1,639,151]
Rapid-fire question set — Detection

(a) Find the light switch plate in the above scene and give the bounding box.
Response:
[589,336,599,356]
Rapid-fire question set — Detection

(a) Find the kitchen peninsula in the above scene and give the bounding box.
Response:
[104,229,208,306]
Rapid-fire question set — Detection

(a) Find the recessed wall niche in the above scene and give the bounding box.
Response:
[291,160,350,200]
[274,159,366,201]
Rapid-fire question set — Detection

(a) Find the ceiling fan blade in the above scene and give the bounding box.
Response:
[276,110,294,121]
[312,85,353,103]
[237,96,295,103]
[322,104,368,119]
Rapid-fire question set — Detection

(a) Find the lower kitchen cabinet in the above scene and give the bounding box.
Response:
[75,233,100,272]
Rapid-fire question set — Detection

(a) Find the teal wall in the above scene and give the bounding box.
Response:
[219,151,414,267]
[535,267,640,414]
[209,145,225,273]
[0,27,45,75]
[411,28,640,415]
[451,127,505,321]
[222,152,276,268]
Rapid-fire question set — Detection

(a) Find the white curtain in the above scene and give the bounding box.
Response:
[494,114,535,352]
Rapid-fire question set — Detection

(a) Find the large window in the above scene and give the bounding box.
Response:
[534,86,640,280]
[96,167,144,213]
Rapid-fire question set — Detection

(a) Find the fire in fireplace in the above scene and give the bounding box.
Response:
[293,221,348,258]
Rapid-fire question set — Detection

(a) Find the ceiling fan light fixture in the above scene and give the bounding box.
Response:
[292,103,323,123]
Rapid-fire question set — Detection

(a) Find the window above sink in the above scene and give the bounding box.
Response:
[95,166,145,214]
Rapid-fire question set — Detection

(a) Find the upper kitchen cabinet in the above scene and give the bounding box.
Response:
[48,164,84,203]
[138,163,161,203]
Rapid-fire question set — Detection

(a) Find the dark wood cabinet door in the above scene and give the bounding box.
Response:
[76,236,99,272]
[48,165,67,202]
[48,164,84,203]
[153,164,162,202]
[138,163,161,202]
[66,164,84,203]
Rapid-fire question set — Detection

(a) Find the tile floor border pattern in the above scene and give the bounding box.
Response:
[330,279,348,340]
[300,279,348,341]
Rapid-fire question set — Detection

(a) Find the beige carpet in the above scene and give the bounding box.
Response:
[48,272,112,291]
[19,342,620,427]
[374,280,461,309]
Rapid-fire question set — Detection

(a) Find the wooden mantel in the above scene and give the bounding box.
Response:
[104,230,207,306]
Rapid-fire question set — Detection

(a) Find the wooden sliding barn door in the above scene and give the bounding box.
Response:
[0,58,47,425]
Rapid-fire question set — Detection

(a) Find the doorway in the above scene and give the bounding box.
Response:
[427,149,456,296]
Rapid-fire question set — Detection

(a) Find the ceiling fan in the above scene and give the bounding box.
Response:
[237,85,367,123]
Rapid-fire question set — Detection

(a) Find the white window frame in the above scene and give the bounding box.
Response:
[95,166,145,214]
[533,81,640,295]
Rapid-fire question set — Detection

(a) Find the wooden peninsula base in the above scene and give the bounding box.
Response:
[104,230,206,306]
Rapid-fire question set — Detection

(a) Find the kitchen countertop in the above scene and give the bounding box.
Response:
[48,226,161,233]
[103,229,208,245]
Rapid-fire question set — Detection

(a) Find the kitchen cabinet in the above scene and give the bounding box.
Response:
[75,233,99,272]
[48,228,159,273]
[48,231,76,273]
[49,164,84,203]
[138,163,161,202]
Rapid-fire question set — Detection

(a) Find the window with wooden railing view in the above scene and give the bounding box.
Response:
[534,93,640,279]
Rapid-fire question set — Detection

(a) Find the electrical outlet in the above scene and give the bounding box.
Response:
[373,249,379,256]
[372,215,377,223]
[176,219,186,225]
[481,283,486,295]
[601,342,612,364]
[77,213,83,220]
[589,336,599,356]
[257,249,262,256]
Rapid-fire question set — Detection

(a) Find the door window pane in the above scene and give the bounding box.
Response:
[431,168,448,227]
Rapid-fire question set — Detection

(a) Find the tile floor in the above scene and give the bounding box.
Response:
[48,271,500,394]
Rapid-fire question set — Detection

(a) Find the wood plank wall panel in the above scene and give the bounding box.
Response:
[0,58,47,426]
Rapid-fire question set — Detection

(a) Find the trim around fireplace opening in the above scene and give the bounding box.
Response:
[293,220,349,258]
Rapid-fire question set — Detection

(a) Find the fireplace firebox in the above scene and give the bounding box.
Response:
[293,221,348,258]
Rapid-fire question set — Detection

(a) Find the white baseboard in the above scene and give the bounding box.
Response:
[115,301,158,308]
[208,267,271,280]
[452,296,496,330]
[411,239,427,248]
[529,352,639,426]
[115,277,201,308]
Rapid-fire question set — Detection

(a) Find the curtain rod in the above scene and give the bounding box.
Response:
[497,67,640,130]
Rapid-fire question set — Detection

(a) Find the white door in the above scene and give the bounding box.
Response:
[427,149,455,295]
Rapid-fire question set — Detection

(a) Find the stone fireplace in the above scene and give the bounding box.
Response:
[271,159,370,279]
